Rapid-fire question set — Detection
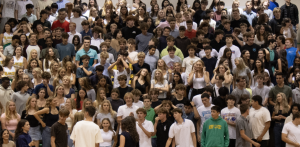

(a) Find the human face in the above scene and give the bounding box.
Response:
[163,0,169,7]
[259,26,265,34]
[256,60,262,68]
[227,99,235,106]
[176,89,184,96]
[167,40,174,47]
[157,60,164,67]
[232,11,240,20]
[62,77,70,85]
[15,47,22,56]
[99,90,106,98]
[225,37,233,44]
[285,40,293,48]
[163,104,171,111]
[59,69,66,77]
[57,86,64,95]
[247,35,254,44]
[83,39,91,48]
[22,84,29,92]
[258,51,264,59]
[184,105,193,114]
[169,21,176,29]
[238,78,246,87]
[116,31,122,39]
[22,122,30,132]
[78,90,86,98]
[4,24,11,32]
[20,35,26,43]
[194,61,203,71]
[257,77,264,85]
[173,112,181,120]
[292,106,299,115]
[276,93,284,103]
[215,75,223,84]
[99,78,106,87]
[137,111,146,119]
[85,101,92,107]
[201,97,210,106]
[9,101,16,111]
[125,96,133,104]
[102,102,110,111]
[46,38,53,47]
[155,71,162,79]
[168,50,175,57]
[38,90,46,98]
[58,11,66,20]
[173,74,180,82]
[225,51,231,58]
[274,11,280,18]
[163,29,170,36]
[2,130,9,140]
[31,50,38,59]
[246,2,252,10]
[102,120,110,128]
[149,48,156,55]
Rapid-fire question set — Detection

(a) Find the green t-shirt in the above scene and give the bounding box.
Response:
[269,85,292,102]
[145,107,156,138]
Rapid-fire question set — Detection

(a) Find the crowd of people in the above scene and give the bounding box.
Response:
[0,0,299,146]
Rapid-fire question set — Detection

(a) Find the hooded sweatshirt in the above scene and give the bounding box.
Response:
[0,85,14,112]
[201,116,229,147]
[292,87,300,104]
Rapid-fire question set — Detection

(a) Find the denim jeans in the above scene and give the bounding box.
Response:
[274,123,285,147]
[42,126,51,147]
[67,130,73,147]
[151,138,157,147]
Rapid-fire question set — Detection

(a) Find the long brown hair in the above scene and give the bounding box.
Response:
[80,77,93,90]
[44,48,59,69]
[135,68,150,87]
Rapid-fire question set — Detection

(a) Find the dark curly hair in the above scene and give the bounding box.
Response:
[121,116,139,143]
[0,129,9,147]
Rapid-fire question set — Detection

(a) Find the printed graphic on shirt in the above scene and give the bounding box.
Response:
[209,125,222,130]
[202,110,212,121]
[6,1,15,9]
[221,113,237,122]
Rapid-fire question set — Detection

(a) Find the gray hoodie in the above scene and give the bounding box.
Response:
[0,85,14,112]
[292,87,300,104]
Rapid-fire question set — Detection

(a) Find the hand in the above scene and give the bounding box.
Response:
[42,80,48,87]
[197,135,201,142]
[295,143,300,147]
[203,67,206,73]
[257,135,263,142]
[253,142,261,147]
[190,101,195,107]
[129,112,134,117]
[78,65,83,69]
[41,122,46,128]
[168,68,172,74]
[28,141,35,146]
[250,59,254,64]
[155,117,159,122]
[138,122,143,128]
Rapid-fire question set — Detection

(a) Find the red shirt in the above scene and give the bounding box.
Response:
[51,20,70,32]
[185,29,197,39]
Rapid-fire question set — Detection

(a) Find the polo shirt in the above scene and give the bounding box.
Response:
[136,120,154,147]
[80,29,92,39]
[75,48,98,66]
[184,29,197,39]
[169,119,195,147]
[33,83,54,98]
[51,20,70,32]
[76,66,96,78]
[22,13,37,24]
[156,119,173,147]
[145,107,155,124]
[132,62,151,75]
[242,11,257,26]
[170,29,179,38]
[56,0,69,10]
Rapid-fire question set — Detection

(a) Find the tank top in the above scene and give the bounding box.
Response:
[3,66,15,80]
[193,74,205,89]
[0,57,3,67]
[13,56,24,69]
[44,107,59,127]
[3,32,13,47]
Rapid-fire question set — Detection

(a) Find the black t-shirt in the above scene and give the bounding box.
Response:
[241,43,261,60]
[212,96,227,110]
[51,122,68,147]
[118,86,133,99]
[121,131,136,147]
[156,119,173,147]
[202,57,217,80]
[210,39,226,52]
[122,26,142,40]
[172,97,189,113]
[231,18,250,29]
[151,100,162,108]
[108,98,125,112]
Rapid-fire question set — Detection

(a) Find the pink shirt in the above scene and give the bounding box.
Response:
[1,113,20,130]
[156,21,179,30]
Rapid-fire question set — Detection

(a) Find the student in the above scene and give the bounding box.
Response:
[117,75,133,99]
[3,35,19,57]
[68,22,82,44]
[184,20,197,39]
[183,101,200,127]
[166,108,196,147]
[197,93,214,141]
[149,88,161,108]
[121,16,142,40]
[15,120,35,147]
[90,26,104,51]
[180,12,198,30]
[70,8,86,33]
[230,8,250,29]
[201,105,229,146]
[241,32,261,61]
[119,116,139,147]
[169,17,179,38]
[56,32,75,61]
[51,8,70,32]
[242,2,256,26]
[98,42,115,64]
[52,28,63,47]
[132,89,143,108]
[236,104,261,147]
[249,95,271,146]
[32,10,51,31]
[75,36,98,67]
[101,36,118,61]
[93,52,110,77]
[136,108,154,147]
[213,86,229,111]
[51,109,70,147]
[107,88,125,112]
[136,22,153,53]
[108,58,130,88]
[76,55,96,78]
[171,84,189,114]
[174,26,191,58]
[199,38,219,59]
[80,20,92,38]
[0,77,14,110]
[132,52,151,75]
[126,38,138,64]
[162,46,182,70]
[202,46,217,80]
[12,81,30,115]
[32,72,53,98]
[22,4,37,24]
[89,65,112,89]
[282,111,300,147]
[252,74,270,106]
[221,95,241,147]
[223,20,233,35]
[182,45,201,76]
[70,106,103,147]
[160,36,184,60]
[154,107,173,147]
[157,27,171,52]
[145,45,159,72]
[231,76,250,105]
[218,34,241,65]
[210,29,225,52]
[286,38,297,68]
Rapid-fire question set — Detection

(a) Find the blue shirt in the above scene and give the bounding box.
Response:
[76,66,96,78]
[269,1,279,11]
[56,0,70,11]
[56,43,76,61]
[242,11,256,26]
[75,48,98,66]
[16,132,32,147]
[145,54,159,72]
[286,47,297,68]
[33,83,54,98]
[80,29,92,38]
[93,62,110,77]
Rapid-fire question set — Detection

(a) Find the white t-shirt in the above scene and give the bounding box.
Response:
[221,107,241,139]
[91,37,104,50]
[26,45,40,61]
[117,104,139,134]
[70,16,86,32]
[169,119,195,147]
[282,121,300,147]
[70,120,103,147]
[128,51,138,62]
[66,109,77,128]
[151,79,168,99]
[3,66,15,80]
[16,0,33,20]
[112,69,130,88]
[136,120,154,147]
[182,56,201,76]
[218,45,241,64]
[199,49,219,58]
[192,94,212,108]
[197,104,214,133]
[82,10,90,18]
[100,129,115,146]
[1,0,16,18]
[249,107,271,140]
[161,55,182,70]
[179,21,198,30]
[133,101,144,108]
[68,32,82,44]
[250,69,270,88]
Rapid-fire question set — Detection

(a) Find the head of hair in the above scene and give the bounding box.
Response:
[211,105,221,113]
[14,119,29,141]
[240,104,250,114]
[252,95,263,106]
[121,116,139,143]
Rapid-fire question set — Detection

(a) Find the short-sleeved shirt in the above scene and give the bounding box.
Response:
[97,113,116,129]
[33,83,54,98]
[117,105,139,134]
[51,122,68,147]
[132,62,151,75]
[75,48,98,66]
[56,43,76,61]
[249,107,271,140]
[156,119,173,147]
[169,119,195,147]
[76,66,96,78]
[282,121,300,147]
[197,104,214,133]
[136,120,154,147]
[221,107,241,139]
[269,85,292,102]
[236,115,252,147]
[51,20,70,32]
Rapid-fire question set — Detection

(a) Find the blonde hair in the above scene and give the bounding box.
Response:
[273,7,281,15]
[45,97,55,108]
[100,52,109,59]
[99,100,116,117]
[62,76,72,88]
[82,98,93,113]
[5,101,18,121]
[28,49,38,61]
[25,96,38,116]
[137,52,145,58]
[54,84,64,97]
[33,67,43,79]
[66,98,76,109]
[235,57,247,74]
[155,10,165,26]
[274,92,290,114]
[154,69,164,84]
[95,88,106,109]
[50,60,59,76]
[89,7,97,17]
[157,59,168,70]
[70,112,84,133]
[124,92,134,101]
